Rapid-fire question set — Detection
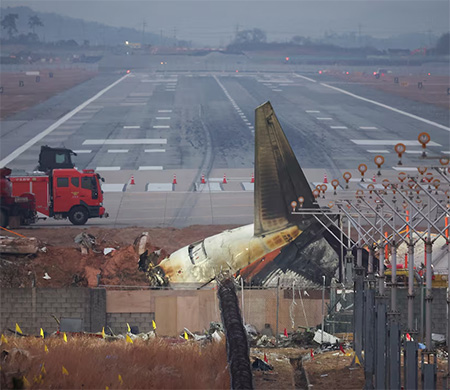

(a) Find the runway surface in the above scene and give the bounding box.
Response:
[1,55,449,227]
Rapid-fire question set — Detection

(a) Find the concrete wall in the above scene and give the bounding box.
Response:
[0,288,105,334]
[1,286,446,337]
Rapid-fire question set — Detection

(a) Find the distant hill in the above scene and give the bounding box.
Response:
[0,6,171,46]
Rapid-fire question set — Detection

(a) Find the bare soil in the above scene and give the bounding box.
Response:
[0,225,238,288]
[326,70,450,109]
[0,68,97,119]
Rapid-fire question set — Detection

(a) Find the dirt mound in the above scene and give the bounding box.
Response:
[0,225,238,288]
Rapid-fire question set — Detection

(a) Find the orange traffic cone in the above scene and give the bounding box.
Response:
[223,174,227,184]
[173,174,177,185]
[130,175,135,185]
[250,173,254,183]
[201,174,206,184]
[323,172,328,183]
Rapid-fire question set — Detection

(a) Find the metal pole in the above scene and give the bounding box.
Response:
[276,276,280,347]
[354,246,364,365]
[364,247,375,389]
[425,239,432,349]
[321,275,325,344]
[407,238,415,331]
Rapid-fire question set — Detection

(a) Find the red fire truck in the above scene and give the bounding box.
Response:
[1,146,108,227]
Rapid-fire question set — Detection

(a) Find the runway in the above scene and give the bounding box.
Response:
[1,56,449,227]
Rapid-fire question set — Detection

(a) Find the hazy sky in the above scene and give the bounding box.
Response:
[3,0,449,45]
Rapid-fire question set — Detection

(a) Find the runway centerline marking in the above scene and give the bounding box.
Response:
[0,73,130,167]
[158,110,172,113]
[107,149,129,153]
[330,126,348,129]
[360,126,378,130]
[73,150,92,154]
[367,149,390,153]
[144,149,166,153]
[156,117,171,120]
[83,139,167,145]
[321,82,450,132]
[153,125,170,129]
[123,126,141,129]
[316,117,333,120]
[306,110,320,113]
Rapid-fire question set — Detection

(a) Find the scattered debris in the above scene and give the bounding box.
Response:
[252,357,273,371]
[103,248,115,256]
[313,330,341,345]
[43,273,51,280]
[0,236,39,254]
[74,233,98,254]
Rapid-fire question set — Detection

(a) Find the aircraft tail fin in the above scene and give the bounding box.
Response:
[254,101,316,236]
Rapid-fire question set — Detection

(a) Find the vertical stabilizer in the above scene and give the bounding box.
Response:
[254,101,316,236]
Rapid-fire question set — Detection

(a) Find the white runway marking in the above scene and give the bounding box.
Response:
[272,89,283,92]
[96,166,121,171]
[351,140,441,146]
[120,103,147,106]
[153,125,170,129]
[0,74,130,167]
[321,83,450,132]
[293,74,317,83]
[158,110,172,113]
[146,183,173,192]
[213,75,254,135]
[123,126,141,129]
[306,110,320,113]
[330,126,348,129]
[83,139,167,145]
[360,126,378,130]
[145,149,166,153]
[442,151,450,154]
[156,117,171,120]
[405,150,423,154]
[392,167,419,171]
[367,149,390,153]
[102,183,126,192]
[107,149,129,153]
[73,150,92,154]
[317,117,333,120]
[139,166,164,170]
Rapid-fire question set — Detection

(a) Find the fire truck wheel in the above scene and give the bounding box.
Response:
[69,206,89,225]
[0,209,8,228]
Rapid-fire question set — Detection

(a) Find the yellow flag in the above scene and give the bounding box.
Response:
[152,320,156,330]
[62,366,69,375]
[102,327,106,339]
[23,376,30,388]
[40,328,44,339]
[15,323,22,334]
[118,374,123,385]
[355,353,361,366]
[1,334,7,344]
[41,363,46,374]
[184,331,188,340]
[63,332,67,343]
[127,323,131,332]
[44,344,49,353]
[126,334,133,344]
